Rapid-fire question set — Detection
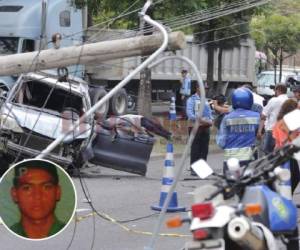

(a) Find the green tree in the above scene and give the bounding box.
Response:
[250,12,300,82]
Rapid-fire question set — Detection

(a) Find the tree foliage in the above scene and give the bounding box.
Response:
[250,0,300,81]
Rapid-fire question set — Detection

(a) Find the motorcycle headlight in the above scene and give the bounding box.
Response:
[0,114,23,133]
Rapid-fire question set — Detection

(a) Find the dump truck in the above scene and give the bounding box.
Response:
[86,30,257,108]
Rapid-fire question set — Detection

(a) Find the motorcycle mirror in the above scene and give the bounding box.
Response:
[283,109,300,132]
[294,151,300,161]
[191,159,214,179]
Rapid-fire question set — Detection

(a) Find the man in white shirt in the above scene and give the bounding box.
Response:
[257,84,288,154]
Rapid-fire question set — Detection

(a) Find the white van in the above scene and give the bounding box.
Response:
[255,70,298,98]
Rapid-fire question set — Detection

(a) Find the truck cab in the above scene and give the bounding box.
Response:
[0,0,84,90]
[0,0,128,117]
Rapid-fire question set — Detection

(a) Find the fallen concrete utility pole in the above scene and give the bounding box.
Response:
[0,32,185,76]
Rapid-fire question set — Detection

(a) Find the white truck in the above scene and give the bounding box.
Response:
[0,0,128,116]
[86,30,257,107]
[255,69,300,99]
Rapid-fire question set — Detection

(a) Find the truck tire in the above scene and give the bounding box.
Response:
[90,87,109,120]
[110,88,128,116]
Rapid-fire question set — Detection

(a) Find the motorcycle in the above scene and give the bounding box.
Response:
[166,110,300,250]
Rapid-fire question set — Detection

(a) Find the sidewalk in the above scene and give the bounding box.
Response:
[150,106,222,159]
[150,128,222,159]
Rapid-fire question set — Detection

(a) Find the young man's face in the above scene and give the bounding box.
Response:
[11,168,61,222]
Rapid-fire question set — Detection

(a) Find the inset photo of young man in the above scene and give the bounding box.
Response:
[0,159,77,240]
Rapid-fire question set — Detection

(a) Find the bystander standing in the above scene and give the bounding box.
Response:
[257,84,288,154]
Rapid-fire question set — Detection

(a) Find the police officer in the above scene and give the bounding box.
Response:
[186,84,213,175]
[216,87,260,170]
[179,69,191,118]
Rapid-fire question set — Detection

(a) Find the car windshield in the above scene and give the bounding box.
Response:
[257,73,289,87]
[12,80,84,115]
[0,37,18,55]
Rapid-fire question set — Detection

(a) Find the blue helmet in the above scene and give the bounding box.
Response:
[232,88,253,110]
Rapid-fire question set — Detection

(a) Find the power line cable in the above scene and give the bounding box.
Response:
[85,0,267,44]
[79,0,247,42]
[66,212,78,250]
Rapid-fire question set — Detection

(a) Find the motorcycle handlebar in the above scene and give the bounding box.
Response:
[243,143,299,183]
[204,142,300,201]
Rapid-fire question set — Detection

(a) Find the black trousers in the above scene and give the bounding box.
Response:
[189,127,210,165]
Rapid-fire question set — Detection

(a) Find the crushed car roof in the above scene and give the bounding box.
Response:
[23,72,88,96]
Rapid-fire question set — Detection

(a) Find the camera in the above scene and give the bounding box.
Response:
[209,94,227,109]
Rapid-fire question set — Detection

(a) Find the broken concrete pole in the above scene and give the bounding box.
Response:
[0,32,186,76]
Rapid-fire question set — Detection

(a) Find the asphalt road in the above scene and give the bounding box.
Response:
[0,151,298,250]
[0,151,223,250]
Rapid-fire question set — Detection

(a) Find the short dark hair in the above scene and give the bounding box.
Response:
[191,83,200,94]
[275,84,287,94]
[13,160,59,187]
[181,69,188,74]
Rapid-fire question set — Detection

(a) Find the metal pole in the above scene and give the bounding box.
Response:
[36,5,168,159]
[145,55,206,250]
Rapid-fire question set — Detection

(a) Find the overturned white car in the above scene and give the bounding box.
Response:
[0,72,93,172]
[0,72,155,176]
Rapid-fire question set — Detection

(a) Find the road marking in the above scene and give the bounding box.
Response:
[76,208,92,213]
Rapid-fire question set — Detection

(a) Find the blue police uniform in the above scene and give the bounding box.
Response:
[180,76,191,97]
[216,108,260,163]
[186,94,212,167]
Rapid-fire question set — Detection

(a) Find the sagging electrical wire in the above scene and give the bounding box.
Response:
[73,174,190,238]
[56,0,256,45]
[66,212,78,250]
[91,0,250,38]
[86,0,267,43]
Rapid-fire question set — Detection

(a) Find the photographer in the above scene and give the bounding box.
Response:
[209,94,230,129]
